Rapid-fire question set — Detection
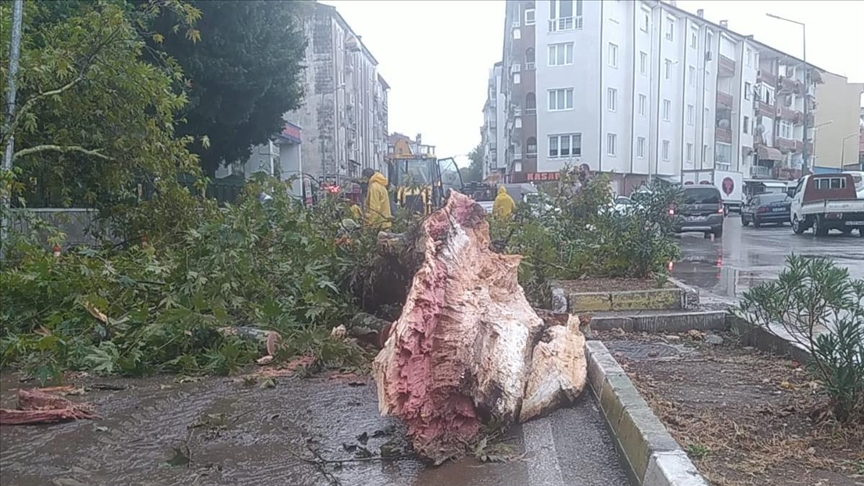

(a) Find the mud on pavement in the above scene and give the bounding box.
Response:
[0,372,545,486]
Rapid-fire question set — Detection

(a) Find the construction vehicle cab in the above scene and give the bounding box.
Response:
[387,137,463,215]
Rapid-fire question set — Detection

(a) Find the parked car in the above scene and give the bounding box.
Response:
[741,193,791,227]
[790,173,864,236]
[673,185,725,238]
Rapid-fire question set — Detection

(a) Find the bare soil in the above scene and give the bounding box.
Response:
[557,277,670,293]
[598,330,864,486]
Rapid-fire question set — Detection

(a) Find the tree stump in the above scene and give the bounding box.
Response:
[373,191,587,464]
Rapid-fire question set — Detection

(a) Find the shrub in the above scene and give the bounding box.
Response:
[494,168,682,305]
[734,255,864,422]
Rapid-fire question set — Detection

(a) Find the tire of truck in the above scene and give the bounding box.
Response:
[813,215,829,237]
[792,215,808,235]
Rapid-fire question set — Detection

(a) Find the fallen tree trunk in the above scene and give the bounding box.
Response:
[373,191,587,464]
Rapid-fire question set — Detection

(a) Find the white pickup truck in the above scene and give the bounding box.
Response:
[790,173,864,237]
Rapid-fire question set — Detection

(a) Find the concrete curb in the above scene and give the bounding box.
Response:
[592,310,727,333]
[585,341,709,486]
[553,278,700,314]
[727,315,812,364]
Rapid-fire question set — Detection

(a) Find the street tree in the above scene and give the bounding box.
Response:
[142,0,308,177]
[1,1,202,225]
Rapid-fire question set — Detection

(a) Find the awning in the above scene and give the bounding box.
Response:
[757,146,783,161]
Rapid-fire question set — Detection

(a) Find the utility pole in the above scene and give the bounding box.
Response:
[1,0,24,261]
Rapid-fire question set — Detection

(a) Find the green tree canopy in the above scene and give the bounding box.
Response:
[142,0,308,176]
[1,1,201,219]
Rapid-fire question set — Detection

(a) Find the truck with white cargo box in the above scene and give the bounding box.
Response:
[790,173,864,237]
[682,170,744,214]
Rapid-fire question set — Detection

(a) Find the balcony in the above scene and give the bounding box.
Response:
[757,70,777,86]
[794,140,804,153]
[757,101,775,118]
[716,91,734,109]
[718,55,736,78]
[776,137,795,153]
[548,16,583,32]
[716,127,732,144]
[779,76,801,94]
[776,106,797,122]
[750,165,772,178]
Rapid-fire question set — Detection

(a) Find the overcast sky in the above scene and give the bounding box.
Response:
[326,0,864,166]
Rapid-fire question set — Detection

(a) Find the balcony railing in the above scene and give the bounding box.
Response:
[757,70,777,86]
[776,137,795,153]
[750,165,772,178]
[794,140,804,153]
[716,127,732,144]
[525,107,537,115]
[549,16,583,32]
[525,62,535,70]
[776,106,797,122]
[716,91,733,108]
[718,55,736,77]
[757,101,774,118]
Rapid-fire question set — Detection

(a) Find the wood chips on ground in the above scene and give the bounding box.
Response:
[598,331,864,486]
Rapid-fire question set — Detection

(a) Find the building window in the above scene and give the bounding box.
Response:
[715,142,731,167]
[607,133,617,156]
[527,137,537,157]
[637,137,646,158]
[688,66,696,86]
[687,143,693,163]
[687,104,694,125]
[548,133,582,158]
[608,43,618,68]
[549,0,583,31]
[513,72,521,84]
[690,27,698,49]
[638,94,646,116]
[704,108,709,127]
[525,92,537,114]
[702,144,708,163]
[706,30,713,50]
[743,115,749,134]
[744,82,751,100]
[607,87,617,112]
[641,9,650,32]
[515,117,522,128]
[663,99,671,121]
[548,42,574,66]
[548,88,574,111]
[666,16,674,41]
[640,51,648,75]
[513,28,521,40]
[665,59,672,79]
[525,48,536,70]
[662,140,670,160]
[779,120,793,139]
[746,47,753,67]
[524,3,535,25]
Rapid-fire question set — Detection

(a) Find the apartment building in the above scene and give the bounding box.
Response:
[481,63,507,179]
[487,0,822,194]
[222,3,390,192]
[812,72,863,171]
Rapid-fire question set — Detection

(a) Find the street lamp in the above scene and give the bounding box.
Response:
[766,13,809,172]
[841,132,859,168]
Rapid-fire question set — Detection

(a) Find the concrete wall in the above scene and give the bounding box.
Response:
[813,72,864,169]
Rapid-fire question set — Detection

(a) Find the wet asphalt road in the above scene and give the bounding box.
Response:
[0,373,631,486]
[671,215,864,300]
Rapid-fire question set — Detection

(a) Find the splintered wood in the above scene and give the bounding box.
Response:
[373,191,587,464]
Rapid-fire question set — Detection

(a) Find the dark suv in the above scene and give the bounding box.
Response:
[673,186,725,238]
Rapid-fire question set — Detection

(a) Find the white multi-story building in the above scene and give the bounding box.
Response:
[489,0,822,193]
[222,3,390,195]
[481,62,507,179]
